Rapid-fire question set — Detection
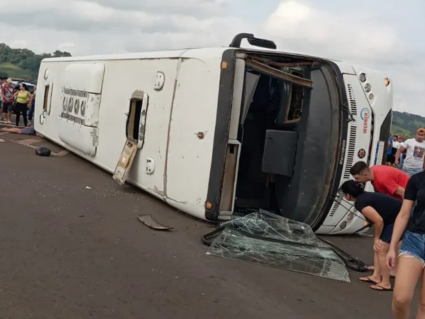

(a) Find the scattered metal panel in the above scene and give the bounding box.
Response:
[138,214,173,231]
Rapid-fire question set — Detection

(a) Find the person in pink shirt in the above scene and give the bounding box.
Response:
[1,78,16,124]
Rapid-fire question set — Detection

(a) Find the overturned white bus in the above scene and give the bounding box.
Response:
[34,33,393,235]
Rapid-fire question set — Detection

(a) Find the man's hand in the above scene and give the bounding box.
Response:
[386,248,397,270]
[374,238,381,252]
[395,159,400,166]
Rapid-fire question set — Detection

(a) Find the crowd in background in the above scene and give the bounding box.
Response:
[0,77,36,127]
[387,130,425,176]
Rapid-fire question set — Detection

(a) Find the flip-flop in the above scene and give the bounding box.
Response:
[359,276,381,284]
[370,284,393,292]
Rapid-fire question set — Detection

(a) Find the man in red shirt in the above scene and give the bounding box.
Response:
[350,161,409,200]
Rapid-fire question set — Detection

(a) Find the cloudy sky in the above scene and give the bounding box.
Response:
[0,0,423,115]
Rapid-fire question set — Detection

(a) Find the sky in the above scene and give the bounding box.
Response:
[0,0,423,115]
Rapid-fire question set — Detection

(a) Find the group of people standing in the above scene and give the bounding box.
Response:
[340,128,425,318]
[387,129,425,176]
[0,77,36,127]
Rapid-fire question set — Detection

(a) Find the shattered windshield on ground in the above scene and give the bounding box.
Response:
[205,210,350,282]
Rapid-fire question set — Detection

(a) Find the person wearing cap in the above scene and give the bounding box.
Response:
[395,128,425,176]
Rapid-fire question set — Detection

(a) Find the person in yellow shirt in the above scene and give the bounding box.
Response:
[13,83,31,127]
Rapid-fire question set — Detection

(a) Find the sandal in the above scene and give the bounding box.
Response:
[359,276,381,285]
[370,284,393,292]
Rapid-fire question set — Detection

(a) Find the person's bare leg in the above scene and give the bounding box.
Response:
[360,251,381,283]
[370,241,391,290]
[393,255,423,318]
[416,271,425,318]
[0,127,21,134]
[6,111,11,124]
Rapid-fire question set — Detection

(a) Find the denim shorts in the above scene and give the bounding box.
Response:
[380,224,395,244]
[402,167,423,177]
[399,230,425,268]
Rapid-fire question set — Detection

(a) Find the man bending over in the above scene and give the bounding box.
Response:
[350,161,409,200]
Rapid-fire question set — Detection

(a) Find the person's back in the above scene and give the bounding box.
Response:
[370,165,410,200]
[355,192,401,226]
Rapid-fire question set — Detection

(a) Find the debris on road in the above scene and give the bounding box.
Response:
[35,147,51,157]
[0,139,4,143]
[138,214,173,231]
[86,186,92,189]
[202,210,351,282]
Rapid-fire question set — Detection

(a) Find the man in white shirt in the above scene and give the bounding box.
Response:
[395,128,425,176]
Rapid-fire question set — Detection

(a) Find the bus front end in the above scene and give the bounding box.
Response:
[316,63,393,235]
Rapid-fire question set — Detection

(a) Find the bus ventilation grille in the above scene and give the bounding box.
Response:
[329,125,357,217]
[343,125,357,179]
[330,190,344,217]
[347,84,358,115]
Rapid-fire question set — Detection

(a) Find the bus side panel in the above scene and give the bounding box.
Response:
[35,59,180,201]
[97,59,180,196]
[164,58,221,218]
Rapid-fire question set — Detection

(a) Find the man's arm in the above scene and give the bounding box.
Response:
[395,146,406,165]
[394,186,405,199]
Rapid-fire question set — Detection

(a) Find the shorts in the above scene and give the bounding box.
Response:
[386,154,395,164]
[20,127,35,135]
[399,230,425,268]
[2,102,13,113]
[380,223,397,244]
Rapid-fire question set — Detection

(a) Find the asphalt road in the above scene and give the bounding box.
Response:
[0,130,413,318]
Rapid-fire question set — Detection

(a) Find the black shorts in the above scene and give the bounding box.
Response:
[2,102,13,113]
[386,154,395,164]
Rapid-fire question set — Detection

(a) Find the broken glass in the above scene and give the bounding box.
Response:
[206,210,350,282]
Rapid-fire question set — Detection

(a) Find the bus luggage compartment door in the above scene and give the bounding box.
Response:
[113,90,149,185]
[58,62,105,157]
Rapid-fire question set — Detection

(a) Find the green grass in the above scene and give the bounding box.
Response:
[0,62,33,81]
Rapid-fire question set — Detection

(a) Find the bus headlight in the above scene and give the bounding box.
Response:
[364,83,371,92]
[384,78,390,86]
[359,73,366,82]
[339,221,347,229]
[347,212,354,221]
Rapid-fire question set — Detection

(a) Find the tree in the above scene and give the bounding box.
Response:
[0,43,72,83]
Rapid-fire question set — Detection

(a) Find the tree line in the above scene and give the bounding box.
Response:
[0,43,72,82]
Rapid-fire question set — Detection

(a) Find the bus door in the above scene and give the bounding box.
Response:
[113,90,149,185]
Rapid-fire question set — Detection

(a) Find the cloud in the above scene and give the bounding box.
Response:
[0,0,422,116]
[261,1,425,116]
